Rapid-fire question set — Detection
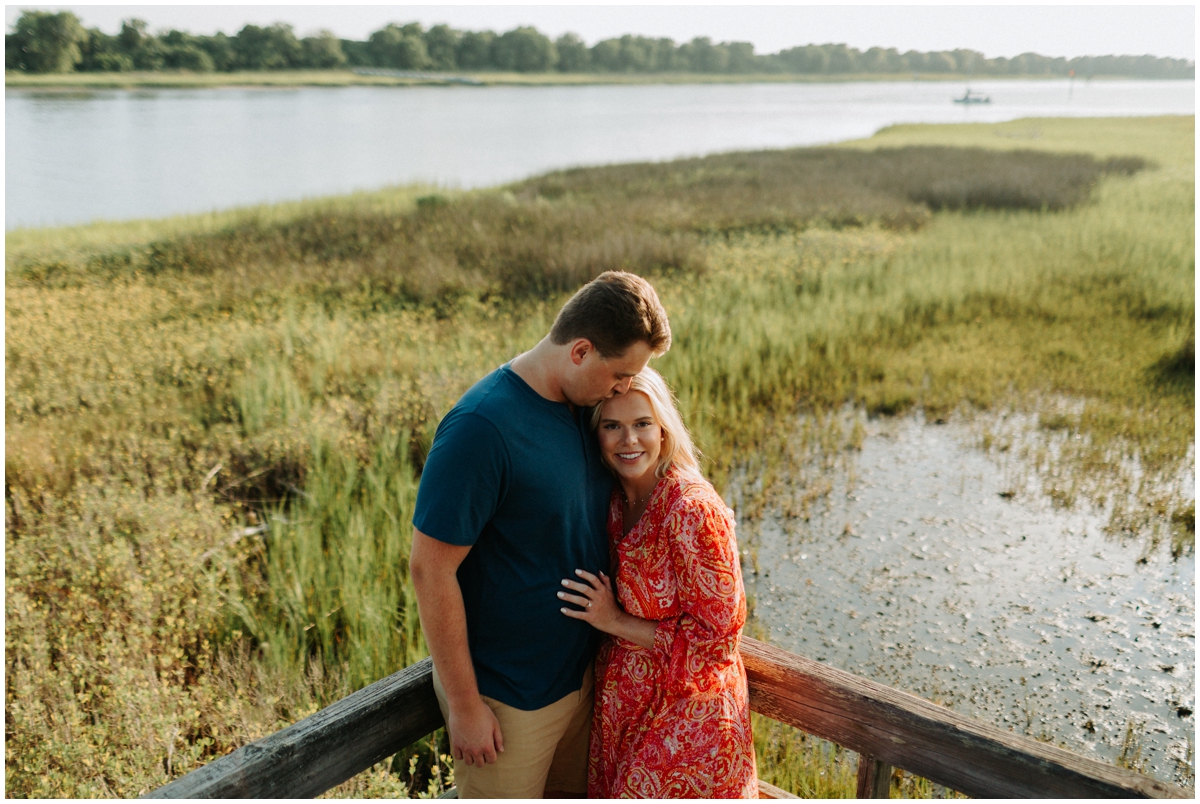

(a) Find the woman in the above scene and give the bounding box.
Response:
[557,367,757,798]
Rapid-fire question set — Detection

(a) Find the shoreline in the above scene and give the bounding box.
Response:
[6,69,1189,91]
[5,114,1193,243]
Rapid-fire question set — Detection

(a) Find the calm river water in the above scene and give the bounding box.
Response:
[5,78,1195,229]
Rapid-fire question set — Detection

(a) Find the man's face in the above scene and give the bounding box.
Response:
[564,339,654,408]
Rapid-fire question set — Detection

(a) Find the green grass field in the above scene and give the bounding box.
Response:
[5,115,1193,796]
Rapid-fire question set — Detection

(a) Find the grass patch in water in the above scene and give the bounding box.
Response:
[10,145,1141,304]
[5,116,1192,796]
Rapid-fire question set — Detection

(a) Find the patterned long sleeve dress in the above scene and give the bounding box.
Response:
[588,467,758,799]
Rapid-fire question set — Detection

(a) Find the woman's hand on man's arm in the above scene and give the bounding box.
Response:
[559,569,658,649]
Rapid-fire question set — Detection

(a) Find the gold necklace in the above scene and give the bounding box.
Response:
[624,487,653,508]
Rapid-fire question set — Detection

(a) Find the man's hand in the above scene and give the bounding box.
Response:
[448,696,505,766]
[411,529,506,766]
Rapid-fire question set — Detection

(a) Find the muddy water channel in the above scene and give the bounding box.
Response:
[736,413,1194,786]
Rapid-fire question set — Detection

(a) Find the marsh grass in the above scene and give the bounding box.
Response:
[11,146,1140,306]
[5,116,1192,796]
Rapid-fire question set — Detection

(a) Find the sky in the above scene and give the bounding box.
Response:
[3,4,1195,61]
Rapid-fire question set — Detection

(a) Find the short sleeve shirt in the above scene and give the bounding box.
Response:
[413,363,612,710]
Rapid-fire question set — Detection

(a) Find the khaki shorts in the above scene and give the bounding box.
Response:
[432,664,593,799]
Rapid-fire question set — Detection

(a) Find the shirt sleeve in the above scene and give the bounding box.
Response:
[650,493,747,695]
[412,409,508,546]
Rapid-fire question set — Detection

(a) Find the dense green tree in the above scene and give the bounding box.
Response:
[620,36,654,72]
[678,37,703,71]
[339,38,373,67]
[950,49,984,75]
[134,40,167,70]
[650,38,680,71]
[727,42,756,73]
[824,43,856,73]
[233,23,301,70]
[860,46,890,73]
[589,39,620,72]
[455,30,495,69]
[158,30,214,71]
[301,30,347,68]
[76,27,132,72]
[368,23,430,69]
[1077,54,1192,79]
[678,37,722,72]
[198,32,236,71]
[590,35,659,72]
[926,52,957,73]
[492,26,556,72]
[4,13,1193,78]
[8,10,86,73]
[424,24,459,70]
[902,50,927,73]
[554,32,589,72]
[802,46,832,73]
[165,44,214,71]
[633,36,681,72]
[114,18,165,70]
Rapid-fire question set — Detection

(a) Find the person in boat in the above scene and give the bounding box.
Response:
[558,367,758,798]
[410,272,672,798]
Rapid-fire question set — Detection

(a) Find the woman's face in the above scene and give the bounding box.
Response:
[597,391,663,483]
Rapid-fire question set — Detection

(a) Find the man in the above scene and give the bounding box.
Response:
[410,271,672,798]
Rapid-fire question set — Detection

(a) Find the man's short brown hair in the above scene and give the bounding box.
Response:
[549,271,671,358]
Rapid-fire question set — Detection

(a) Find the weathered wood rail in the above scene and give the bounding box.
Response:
[145,637,1190,799]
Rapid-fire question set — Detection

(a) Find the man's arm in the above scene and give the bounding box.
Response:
[410,528,505,766]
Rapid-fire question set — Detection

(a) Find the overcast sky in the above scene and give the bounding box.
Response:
[4,4,1195,61]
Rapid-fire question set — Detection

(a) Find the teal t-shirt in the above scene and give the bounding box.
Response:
[412,363,612,710]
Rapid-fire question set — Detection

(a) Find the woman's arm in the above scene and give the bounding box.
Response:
[652,494,747,683]
[558,569,658,649]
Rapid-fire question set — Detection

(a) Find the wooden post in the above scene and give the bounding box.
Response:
[856,754,891,798]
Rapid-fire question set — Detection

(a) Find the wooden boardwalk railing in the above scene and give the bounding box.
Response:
[145,637,1190,799]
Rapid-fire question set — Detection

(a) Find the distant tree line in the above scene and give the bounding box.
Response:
[6,10,1195,79]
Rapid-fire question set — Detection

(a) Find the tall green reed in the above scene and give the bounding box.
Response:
[228,426,424,692]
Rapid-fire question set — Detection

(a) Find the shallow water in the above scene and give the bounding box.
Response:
[737,413,1195,785]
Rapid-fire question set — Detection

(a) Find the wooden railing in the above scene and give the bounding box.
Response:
[145,637,1189,799]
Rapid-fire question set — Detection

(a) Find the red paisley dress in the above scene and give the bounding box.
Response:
[588,467,758,799]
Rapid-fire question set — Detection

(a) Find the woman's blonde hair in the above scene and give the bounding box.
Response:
[591,367,701,478]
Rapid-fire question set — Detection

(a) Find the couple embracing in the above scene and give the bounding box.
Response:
[411,272,757,799]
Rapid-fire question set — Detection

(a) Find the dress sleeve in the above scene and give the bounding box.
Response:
[650,492,747,696]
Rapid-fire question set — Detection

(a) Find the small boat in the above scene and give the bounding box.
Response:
[953,89,992,104]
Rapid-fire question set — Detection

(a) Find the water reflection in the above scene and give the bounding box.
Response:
[738,412,1195,785]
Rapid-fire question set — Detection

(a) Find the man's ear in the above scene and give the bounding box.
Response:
[569,339,593,366]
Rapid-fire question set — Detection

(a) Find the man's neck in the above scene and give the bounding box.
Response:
[510,337,568,404]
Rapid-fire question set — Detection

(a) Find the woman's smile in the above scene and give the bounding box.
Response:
[597,391,662,487]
